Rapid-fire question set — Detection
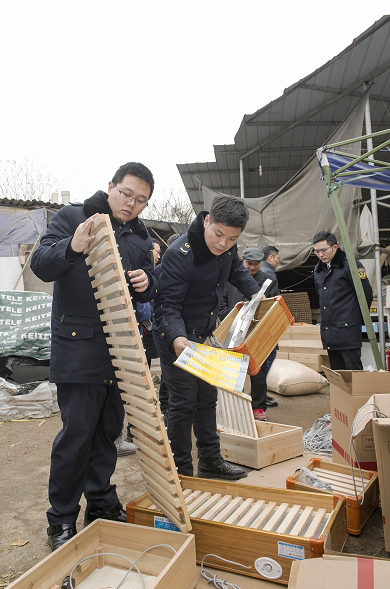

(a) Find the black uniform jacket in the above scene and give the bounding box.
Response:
[30,191,157,383]
[314,248,373,351]
[219,268,278,321]
[261,261,280,295]
[153,211,260,362]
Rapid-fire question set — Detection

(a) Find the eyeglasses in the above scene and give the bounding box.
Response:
[313,246,333,256]
[115,185,148,208]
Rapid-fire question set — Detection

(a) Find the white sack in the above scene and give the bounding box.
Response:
[266,359,328,396]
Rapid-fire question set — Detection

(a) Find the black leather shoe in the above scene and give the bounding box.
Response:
[84,501,127,526]
[197,457,247,480]
[47,523,77,552]
[266,399,279,407]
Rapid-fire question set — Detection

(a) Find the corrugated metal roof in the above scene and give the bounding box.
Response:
[178,16,390,212]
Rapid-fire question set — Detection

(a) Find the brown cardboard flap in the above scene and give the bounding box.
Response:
[323,367,351,394]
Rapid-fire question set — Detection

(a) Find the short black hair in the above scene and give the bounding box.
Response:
[152,238,160,246]
[167,233,180,246]
[112,162,154,198]
[312,231,337,246]
[209,195,249,230]
[263,245,279,260]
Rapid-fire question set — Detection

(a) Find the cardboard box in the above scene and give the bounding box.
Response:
[280,323,321,341]
[288,555,390,588]
[289,353,330,372]
[324,368,390,470]
[276,351,289,360]
[286,457,379,535]
[277,340,325,353]
[129,477,347,586]
[218,420,304,469]
[352,394,390,551]
[6,520,197,589]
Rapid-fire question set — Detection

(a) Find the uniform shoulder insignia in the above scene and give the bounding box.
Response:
[358,267,367,280]
[179,242,191,255]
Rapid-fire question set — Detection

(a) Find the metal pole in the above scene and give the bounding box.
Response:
[364,89,386,365]
[239,158,245,199]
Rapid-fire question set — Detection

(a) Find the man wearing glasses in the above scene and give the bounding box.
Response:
[31,162,157,551]
[312,231,372,371]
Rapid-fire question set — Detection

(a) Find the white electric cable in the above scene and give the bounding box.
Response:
[303,414,332,455]
[200,553,251,589]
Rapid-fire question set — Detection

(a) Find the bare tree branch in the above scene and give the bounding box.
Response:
[0,158,63,201]
[142,189,195,226]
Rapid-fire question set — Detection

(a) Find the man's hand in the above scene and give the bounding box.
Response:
[173,336,191,357]
[70,213,99,253]
[128,269,149,292]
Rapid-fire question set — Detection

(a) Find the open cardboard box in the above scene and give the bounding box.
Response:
[288,554,390,588]
[352,394,390,552]
[323,368,390,469]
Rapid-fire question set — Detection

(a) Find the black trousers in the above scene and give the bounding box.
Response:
[47,382,123,526]
[327,348,363,371]
[161,360,221,476]
[249,363,268,410]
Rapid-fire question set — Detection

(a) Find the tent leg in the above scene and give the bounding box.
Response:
[328,190,383,369]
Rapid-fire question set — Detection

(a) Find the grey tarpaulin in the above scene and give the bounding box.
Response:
[0,207,46,257]
[202,95,367,271]
[0,291,52,360]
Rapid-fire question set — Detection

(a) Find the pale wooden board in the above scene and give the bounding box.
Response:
[85,214,191,534]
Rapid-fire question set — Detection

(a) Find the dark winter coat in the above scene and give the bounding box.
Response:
[153,211,260,362]
[30,191,157,383]
[261,260,280,295]
[314,248,373,351]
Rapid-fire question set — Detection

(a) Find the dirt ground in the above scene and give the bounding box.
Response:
[0,383,389,587]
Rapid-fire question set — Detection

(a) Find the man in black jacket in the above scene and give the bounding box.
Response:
[153,195,260,480]
[313,231,373,370]
[31,162,157,551]
[219,248,277,421]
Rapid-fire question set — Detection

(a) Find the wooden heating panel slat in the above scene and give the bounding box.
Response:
[85,214,191,533]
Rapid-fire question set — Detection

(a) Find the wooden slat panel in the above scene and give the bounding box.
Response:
[119,381,155,401]
[304,508,327,538]
[90,268,120,288]
[262,503,289,532]
[87,214,191,533]
[201,495,233,521]
[250,501,277,529]
[289,506,314,537]
[235,500,265,527]
[190,494,223,519]
[186,492,212,515]
[213,496,243,523]
[275,504,301,534]
[224,497,254,525]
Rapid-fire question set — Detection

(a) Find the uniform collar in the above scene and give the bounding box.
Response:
[316,247,346,271]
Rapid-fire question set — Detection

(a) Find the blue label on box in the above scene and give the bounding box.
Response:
[154,515,180,532]
[278,541,305,560]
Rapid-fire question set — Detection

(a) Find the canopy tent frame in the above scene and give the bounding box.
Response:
[319,127,390,370]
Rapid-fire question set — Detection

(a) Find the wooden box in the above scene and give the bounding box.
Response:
[218,421,304,469]
[286,458,379,535]
[213,296,294,370]
[7,520,197,589]
[127,477,347,585]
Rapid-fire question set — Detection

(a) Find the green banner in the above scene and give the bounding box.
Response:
[0,291,52,360]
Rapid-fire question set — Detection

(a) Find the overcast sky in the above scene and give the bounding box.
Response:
[0,1,388,204]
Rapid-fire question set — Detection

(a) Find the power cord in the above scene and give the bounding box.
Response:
[200,553,251,589]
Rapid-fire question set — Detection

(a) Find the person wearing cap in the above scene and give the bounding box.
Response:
[219,247,278,421]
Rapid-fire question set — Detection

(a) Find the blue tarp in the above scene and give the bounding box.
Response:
[0,208,46,257]
[320,152,390,191]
